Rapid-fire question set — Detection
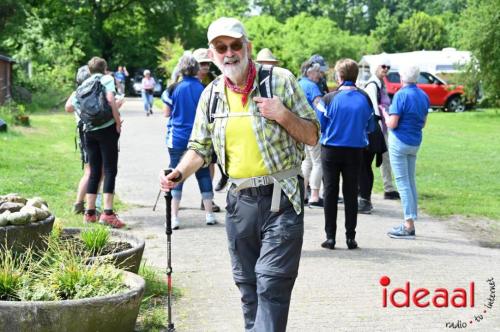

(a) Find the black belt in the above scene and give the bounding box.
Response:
[231,183,274,197]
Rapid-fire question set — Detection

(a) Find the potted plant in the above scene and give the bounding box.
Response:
[0,240,145,331]
[0,193,55,254]
[59,225,145,274]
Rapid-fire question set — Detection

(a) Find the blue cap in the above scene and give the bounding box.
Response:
[309,54,328,72]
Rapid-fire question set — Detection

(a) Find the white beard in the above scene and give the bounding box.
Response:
[214,48,249,85]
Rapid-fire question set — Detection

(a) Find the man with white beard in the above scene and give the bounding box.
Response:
[160,17,319,332]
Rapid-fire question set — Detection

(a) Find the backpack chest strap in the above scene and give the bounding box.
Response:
[212,112,263,119]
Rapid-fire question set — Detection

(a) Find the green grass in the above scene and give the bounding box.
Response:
[0,112,124,227]
[80,225,110,254]
[373,108,500,220]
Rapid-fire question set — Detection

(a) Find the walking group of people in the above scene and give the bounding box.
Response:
[65,15,429,332]
[160,17,429,331]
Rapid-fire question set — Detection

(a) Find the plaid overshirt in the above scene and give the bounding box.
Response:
[188,64,319,214]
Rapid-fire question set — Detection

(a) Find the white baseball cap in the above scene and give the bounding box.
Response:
[207,17,248,44]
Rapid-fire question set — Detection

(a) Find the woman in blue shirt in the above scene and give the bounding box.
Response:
[317,59,372,250]
[383,64,429,239]
[161,53,217,230]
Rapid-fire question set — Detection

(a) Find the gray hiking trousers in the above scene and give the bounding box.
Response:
[225,178,304,332]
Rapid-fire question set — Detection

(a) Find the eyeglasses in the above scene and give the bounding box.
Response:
[381,65,391,70]
[199,62,210,66]
[212,40,244,54]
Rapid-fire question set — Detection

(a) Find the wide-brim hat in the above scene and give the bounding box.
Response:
[256,48,279,63]
[193,48,212,63]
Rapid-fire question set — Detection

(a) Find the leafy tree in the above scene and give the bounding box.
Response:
[255,0,374,35]
[1,0,197,91]
[156,38,185,84]
[423,0,467,16]
[244,13,374,75]
[190,0,251,49]
[0,1,31,54]
[396,12,448,51]
[437,11,463,48]
[457,0,500,104]
[243,15,283,59]
[370,8,399,53]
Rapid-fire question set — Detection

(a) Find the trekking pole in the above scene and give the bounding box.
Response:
[163,168,176,332]
[152,189,162,211]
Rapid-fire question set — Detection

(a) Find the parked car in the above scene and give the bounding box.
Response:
[129,72,163,97]
[384,71,467,112]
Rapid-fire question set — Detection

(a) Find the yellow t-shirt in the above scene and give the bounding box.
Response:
[225,88,268,178]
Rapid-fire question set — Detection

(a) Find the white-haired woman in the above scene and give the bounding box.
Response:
[141,69,156,116]
[384,65,429,239]
[360,56,400,217]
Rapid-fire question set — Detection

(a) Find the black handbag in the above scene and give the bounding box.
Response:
[368,116,387,167]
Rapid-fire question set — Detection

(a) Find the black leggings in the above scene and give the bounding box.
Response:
[359,149,375,201]
[321,145,362,240]
[84,124,120,194]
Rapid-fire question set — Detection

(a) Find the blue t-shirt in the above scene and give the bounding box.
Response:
[114,71,126,82]
[389,84,429,146]
[317,87,372,148]
[161,77,204,149]
[299,77,322,113]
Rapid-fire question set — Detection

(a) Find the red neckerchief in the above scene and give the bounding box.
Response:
[224,60,256,106]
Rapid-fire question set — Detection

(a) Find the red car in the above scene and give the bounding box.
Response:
[384,71,466,112]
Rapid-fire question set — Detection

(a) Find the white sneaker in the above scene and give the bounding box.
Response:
[172,217,180,230]
[205,213,217,225]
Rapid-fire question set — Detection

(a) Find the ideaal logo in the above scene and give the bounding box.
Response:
[379,276,496,329]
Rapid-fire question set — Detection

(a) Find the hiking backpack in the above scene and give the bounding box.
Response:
[76,75,113,130]
[207,65,273,123]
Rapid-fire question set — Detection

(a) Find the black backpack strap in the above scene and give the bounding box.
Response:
[207,77,221,124]
[258,65,273,98]
[365,80,381,104]
[356,87,374,112]
[207,67,273,123]
[166,81,181,97]
[322,90,341,106]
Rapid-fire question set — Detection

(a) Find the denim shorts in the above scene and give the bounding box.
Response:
[168,147,213,199]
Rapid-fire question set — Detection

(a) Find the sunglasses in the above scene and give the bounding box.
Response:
[213,40,244,54]
[381,65,391,70]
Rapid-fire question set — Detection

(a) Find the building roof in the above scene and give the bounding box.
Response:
[0,54,16,63]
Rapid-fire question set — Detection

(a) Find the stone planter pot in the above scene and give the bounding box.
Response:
[63,227,145,273]
[0,271,145,332]
[0,215,55,254]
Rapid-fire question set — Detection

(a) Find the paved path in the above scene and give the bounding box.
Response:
[118,98,499,331]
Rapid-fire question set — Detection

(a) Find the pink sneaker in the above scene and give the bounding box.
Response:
[84,212,98,223]
[99,213,125,228]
